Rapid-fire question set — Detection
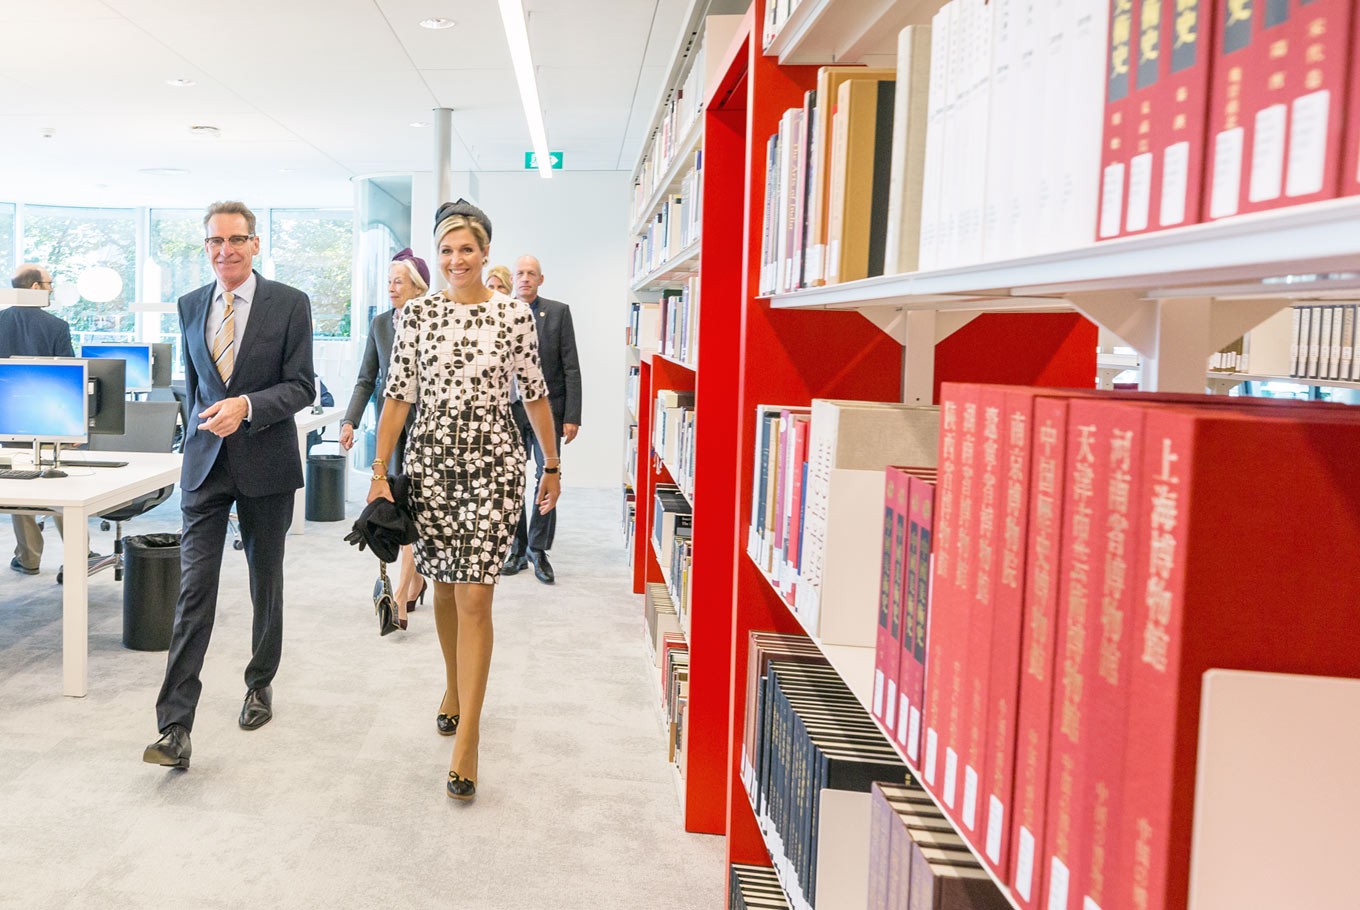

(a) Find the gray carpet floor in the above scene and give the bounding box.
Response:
[0,485,723,909]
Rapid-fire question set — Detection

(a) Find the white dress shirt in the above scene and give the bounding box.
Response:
[207,272,257,420]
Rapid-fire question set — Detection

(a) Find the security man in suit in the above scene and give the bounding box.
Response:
[502,255,581,584]
[0,265,73,575]
[144,201,315,769]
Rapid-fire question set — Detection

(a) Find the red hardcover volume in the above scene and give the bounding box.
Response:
[1118,405,1360,910]
[1205,0,1354,220]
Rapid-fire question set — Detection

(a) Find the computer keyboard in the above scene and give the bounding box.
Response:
[40,458,129,468]
[0,469,42,480]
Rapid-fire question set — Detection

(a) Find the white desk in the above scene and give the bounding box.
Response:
[0,452,182,697]
[292,405,348,535]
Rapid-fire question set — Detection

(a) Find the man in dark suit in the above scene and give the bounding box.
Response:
[503,255,581,584]
[144,201,315,769]
[1,265,73,575]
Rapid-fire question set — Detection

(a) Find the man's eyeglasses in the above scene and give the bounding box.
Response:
[205,234,255,250]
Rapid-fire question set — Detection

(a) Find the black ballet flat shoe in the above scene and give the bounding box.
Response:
[447,771,476,801]
[437,712,460,736]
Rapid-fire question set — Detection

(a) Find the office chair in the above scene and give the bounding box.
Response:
[79,400,181,582]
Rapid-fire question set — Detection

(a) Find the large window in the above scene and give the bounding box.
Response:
[270,209,353,338]
[22,205,137,341]
[149,208,214,303]
[0,203,353,344]
[0,203,15,281]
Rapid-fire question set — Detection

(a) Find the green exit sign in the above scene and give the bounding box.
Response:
[525,151,564,170]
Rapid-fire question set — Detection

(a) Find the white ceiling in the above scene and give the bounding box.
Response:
[0,0,695,208]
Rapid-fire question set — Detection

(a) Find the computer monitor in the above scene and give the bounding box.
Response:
[151,342,173,388]
[81,342,153,392]
[0,359,89,445]
[84,357,126,435]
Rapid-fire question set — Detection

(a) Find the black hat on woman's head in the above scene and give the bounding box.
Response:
[434,198,492,244]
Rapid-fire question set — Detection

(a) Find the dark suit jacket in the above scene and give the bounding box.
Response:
[344,308,401,428]
[0,306,74,358]
[522,295,582,428]
[179,271,315,496]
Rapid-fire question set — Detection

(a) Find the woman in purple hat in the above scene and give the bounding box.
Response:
[340,247,431,626]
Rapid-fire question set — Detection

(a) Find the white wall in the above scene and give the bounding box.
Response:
[334,169,630,491]
[474,170,629,489]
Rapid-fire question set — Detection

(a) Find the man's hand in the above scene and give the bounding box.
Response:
[198,397,249,438]
[563,423,579,444]
[339,423,355,450]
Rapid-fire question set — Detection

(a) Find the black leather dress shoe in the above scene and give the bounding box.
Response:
[143,724,192,769]
[530,550,554,584]
[501,551,528,576]
[239,686,273,730]
[10,557,37,576]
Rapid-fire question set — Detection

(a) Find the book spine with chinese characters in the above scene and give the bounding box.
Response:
[1205,0,1354,220]
[1117,404,1360,910]
[1007,396,1071,909]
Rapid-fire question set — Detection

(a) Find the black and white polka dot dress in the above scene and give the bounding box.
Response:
[384,290,548,584]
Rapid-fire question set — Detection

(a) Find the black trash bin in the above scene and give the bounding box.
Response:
[306,452,347,521]
[122,533,181,651]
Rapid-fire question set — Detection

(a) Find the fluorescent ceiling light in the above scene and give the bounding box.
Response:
[420,17,456,29]
[496,0,552,179]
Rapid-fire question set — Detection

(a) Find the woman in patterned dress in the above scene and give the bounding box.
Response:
[369,199,562,801]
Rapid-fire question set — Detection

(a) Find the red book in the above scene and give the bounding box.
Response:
[959,386,1007,837]
[1040,399,1151,910]
[1117,404,1360,910]
[1008,396,1071,910]
[874,468,909,725]
[1205,0,1354,221]
[1345,9,1360,197]
[924,385,981,820]
[978,387,1038,881]
[1096,0,1137,239]
[898,472,937,764]
[1040,401,1112,910]
[923,391,962,793]
[1144,0,1214,231]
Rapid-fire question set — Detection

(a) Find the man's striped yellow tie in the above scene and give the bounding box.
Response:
[212,291,235,383]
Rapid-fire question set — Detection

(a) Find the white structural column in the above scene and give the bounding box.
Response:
[434,107,455,207]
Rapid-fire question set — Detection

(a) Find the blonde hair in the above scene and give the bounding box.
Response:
[435,214,490,253]
[486,265,513,294]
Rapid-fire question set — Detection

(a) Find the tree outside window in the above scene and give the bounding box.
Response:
[270,209,353,338]
[23,205,136,341]
[149,209,214,304]
[0,203,15,280]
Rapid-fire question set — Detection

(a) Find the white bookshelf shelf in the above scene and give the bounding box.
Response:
[630,118,704,237]
[631,239,702,292]
[747,549,875,708]
[764,0,945,67]
[768,196,1360,312]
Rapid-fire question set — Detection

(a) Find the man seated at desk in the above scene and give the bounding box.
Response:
[0,264,73,576]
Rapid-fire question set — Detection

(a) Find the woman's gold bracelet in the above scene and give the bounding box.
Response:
[371,474,389,483]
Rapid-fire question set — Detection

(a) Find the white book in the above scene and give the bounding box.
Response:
[797,400,939,639]
[1345,305,1358,382]
[958,0,993,266]
[1055,0,1109,252]
[883,24,933,276]
[1289,306,1302,377]
[1329,305,1344,381]
[1012,0,1048,257]
[1307,304,1322,378]
[1320,305,1335,380]
[918,4,954,271]
[1036,0,1070,253]
[982,0,1017,262]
